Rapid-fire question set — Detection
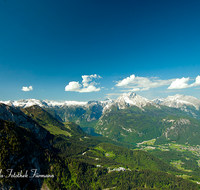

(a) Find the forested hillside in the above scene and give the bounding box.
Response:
[1,104,200,189]
[94,105,200,145]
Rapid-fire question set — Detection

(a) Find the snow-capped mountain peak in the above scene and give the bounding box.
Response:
[101,97,114,104]
[161,94,200,110]
[0,99,47,108]
[0,93,158,112]
[1,94,200,117]
[127,92,137,98]
[153,98,165,104]
[112,92,156,110]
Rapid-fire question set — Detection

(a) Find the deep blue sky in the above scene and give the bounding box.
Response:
[1,0,200,101]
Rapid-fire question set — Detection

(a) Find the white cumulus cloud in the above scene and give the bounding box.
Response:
[192,75,200,87]
[116,74,136,87]
[79,85,100,92]
[65,81,82,91]
[82,74,101,87]
[167,77,191,89]
[21,86,33,91]
[114,74,200,92]
[116,74,174,91]
[65,74,102,93]
[168,75,200,89]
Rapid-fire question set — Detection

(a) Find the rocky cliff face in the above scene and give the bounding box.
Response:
[155,94,200,119]
[0,119,51,190]
[0,103,52,148]
[160,94,200,110]
[1,93,200,128]
[103,92,160,113]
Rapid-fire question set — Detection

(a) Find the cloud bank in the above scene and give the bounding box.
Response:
[115,74,200,91]
[168,75,200,89]
[116,74,174,91]
[21,86,33,91]
[65,74,101,93]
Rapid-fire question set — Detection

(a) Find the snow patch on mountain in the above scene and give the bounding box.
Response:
[160,94,200,110]
[64,101,87,106]
[153,98,165,104]
[101,98,114,104]
[0,93,161,114]
[0,99,88,108]
[102,92,160,112]
[115,92,158,109]
[1,93,200,118]
[0,99,49,108]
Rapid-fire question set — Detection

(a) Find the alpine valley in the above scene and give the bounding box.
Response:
[1,93,200,189]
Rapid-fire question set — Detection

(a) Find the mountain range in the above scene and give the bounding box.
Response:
[1,93,200,145]
[1,93,200,189]
[1,93,200,113]
[1,93,200,124]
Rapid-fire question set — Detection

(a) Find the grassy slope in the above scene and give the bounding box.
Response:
[21,105,75,137]
[94,105,200,145]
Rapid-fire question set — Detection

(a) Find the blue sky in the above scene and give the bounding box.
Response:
[1,0,200,101]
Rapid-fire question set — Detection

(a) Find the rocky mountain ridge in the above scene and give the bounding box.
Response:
[0,104,52,147]
[1,93,200,124]
[1,93,200,110]
[103,92,160,112]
